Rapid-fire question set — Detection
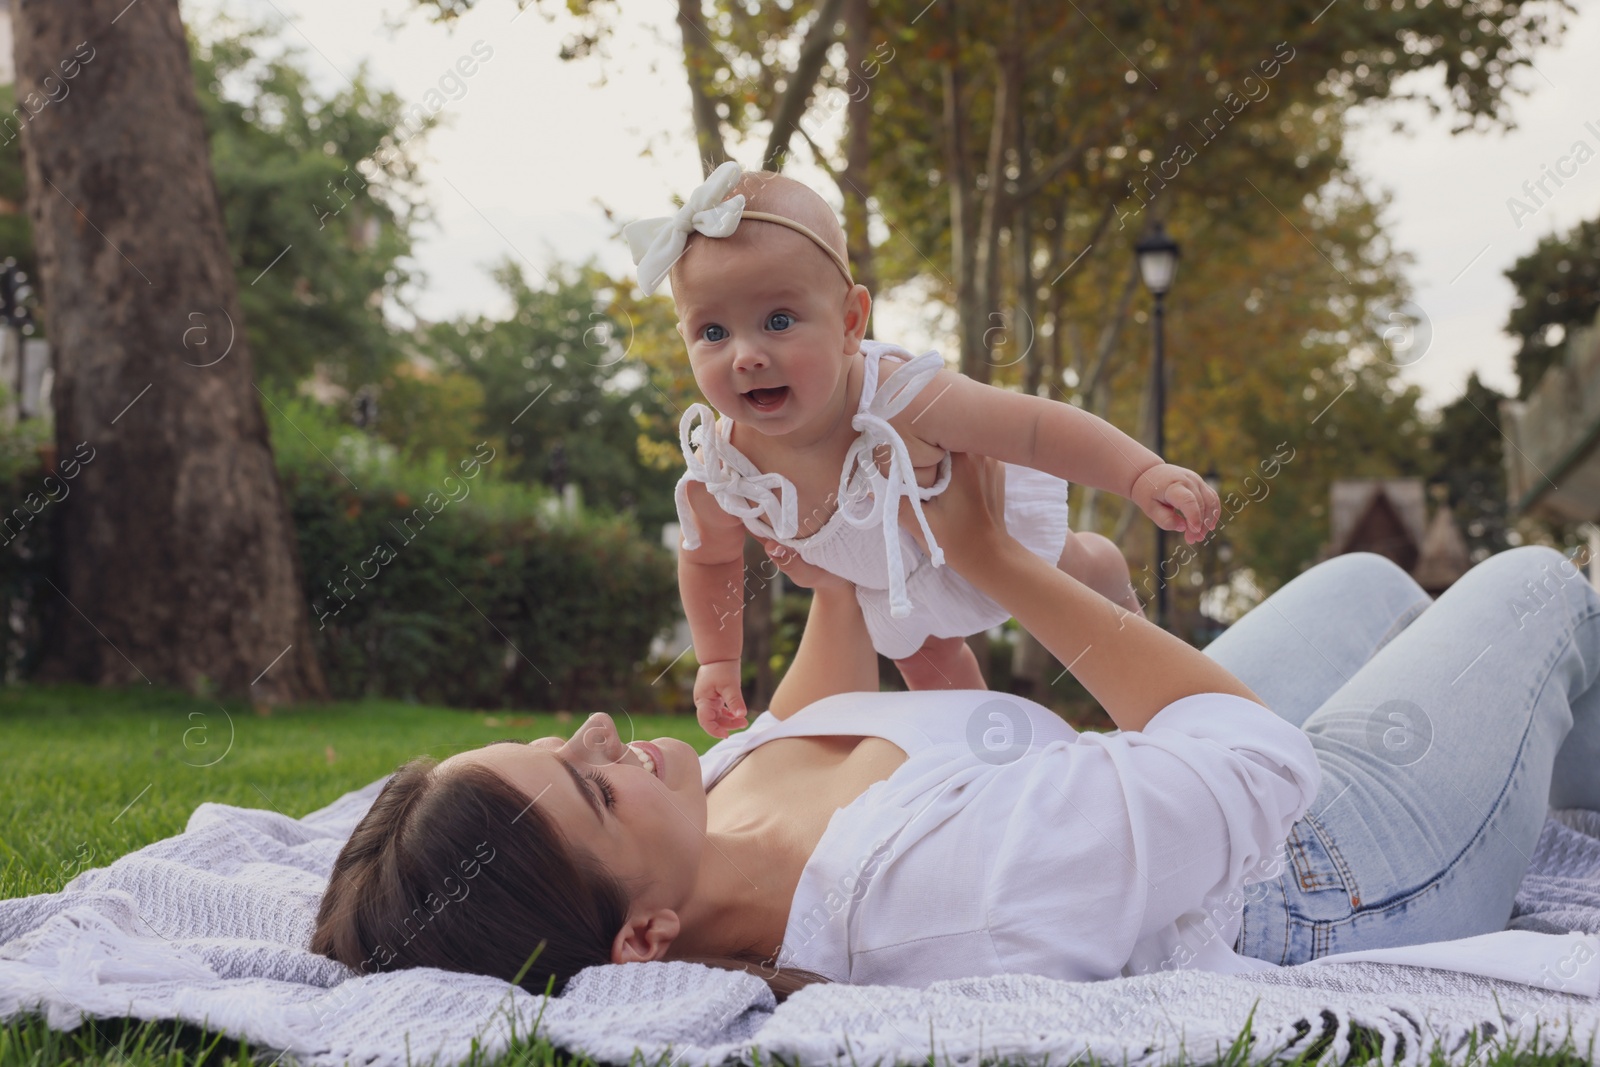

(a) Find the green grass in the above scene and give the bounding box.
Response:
[0,684,711,901]
[0,685,1593,1067]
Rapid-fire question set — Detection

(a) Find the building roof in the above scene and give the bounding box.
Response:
[1321,477,1473,593]
[1412,502,1472,591]
[1326,479,1427,558]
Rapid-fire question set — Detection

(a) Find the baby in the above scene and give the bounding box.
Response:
[625,163,1219,738]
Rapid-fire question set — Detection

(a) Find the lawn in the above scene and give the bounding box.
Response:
[0,684,1591,1067]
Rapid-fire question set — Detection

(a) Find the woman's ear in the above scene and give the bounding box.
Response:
[610,908,681,964]
[841,283,872,353]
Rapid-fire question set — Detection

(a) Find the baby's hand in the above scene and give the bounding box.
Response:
[1131,463,1220,545]
[694,660,749,739]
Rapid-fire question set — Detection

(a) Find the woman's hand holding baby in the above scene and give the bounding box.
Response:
[899,452,1013,571]
[1131,463,1219,544]
[694,660,748,739]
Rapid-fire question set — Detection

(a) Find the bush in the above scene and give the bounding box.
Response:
[273,393,677,709]
[0,395,677,710]
[0,412,59,682]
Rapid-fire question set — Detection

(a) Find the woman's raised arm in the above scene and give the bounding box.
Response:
[764,542,879,719]
[916,454,1264,732]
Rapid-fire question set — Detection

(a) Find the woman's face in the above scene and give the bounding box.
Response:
[439,712,708,912]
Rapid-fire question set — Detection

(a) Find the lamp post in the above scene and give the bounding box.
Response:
[1200,466,1221,641]
[1135,222,1180,629]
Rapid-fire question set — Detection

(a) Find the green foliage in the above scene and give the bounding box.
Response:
[1424,371,1512,564]
[192,18,431,389]
[0,408,50,485]
[0,393,677,708]
[371,361,495,464]
[267,393,677,709]
[0,19,431,388]
[0,415,57,682]
[1067,169,1429,604]
[427,261,681,530]
[456,0,1572,133]
[0,87,36,285]
[1505,217,1600,399]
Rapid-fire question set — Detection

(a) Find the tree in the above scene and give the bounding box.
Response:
[1423,371,1511,564]
[1108,170,1430,604]
[1,19,432,392]
[496,0,1567,378]
[13,0,325,701]
[426,261,680,529]
[1505,217,1600,398]
[406,0,1569,691]
[193,22,432,390]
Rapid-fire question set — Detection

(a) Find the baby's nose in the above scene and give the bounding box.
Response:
[732,342,769,371]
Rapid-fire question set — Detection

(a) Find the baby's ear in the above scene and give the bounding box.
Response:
[841,283,872,352]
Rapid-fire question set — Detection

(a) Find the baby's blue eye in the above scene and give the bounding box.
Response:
[701,324,728,343]
[767,312,794,331]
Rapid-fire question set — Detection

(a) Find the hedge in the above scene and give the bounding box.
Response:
[0,395,678,710]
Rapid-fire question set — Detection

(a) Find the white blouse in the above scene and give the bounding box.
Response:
[700,689,1313,985]
[699,689,1600,993]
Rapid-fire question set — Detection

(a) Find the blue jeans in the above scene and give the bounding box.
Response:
[1199,548,1600,965]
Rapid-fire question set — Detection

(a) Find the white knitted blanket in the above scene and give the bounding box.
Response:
[4,777,1600,1067]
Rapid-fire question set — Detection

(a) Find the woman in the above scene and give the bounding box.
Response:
[311,454,1600,996]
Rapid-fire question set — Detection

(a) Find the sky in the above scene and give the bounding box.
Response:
[170,0,1600,411]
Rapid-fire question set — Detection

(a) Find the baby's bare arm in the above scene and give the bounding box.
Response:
[894,370,1161,497]
[678,479,748,666]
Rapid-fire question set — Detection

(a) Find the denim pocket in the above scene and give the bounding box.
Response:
[1285,812,1361,913]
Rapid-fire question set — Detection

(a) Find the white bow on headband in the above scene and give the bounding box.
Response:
[623,161,853,296]
[623,161,747,296]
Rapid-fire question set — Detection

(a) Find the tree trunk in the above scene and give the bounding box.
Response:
[677,0,730,176]
[1036,192,1067,399]
[840,0,875,336]
[15,0,326,702]
[969,61,1011,387]
[941,57,982,379]
[762,0,848,170]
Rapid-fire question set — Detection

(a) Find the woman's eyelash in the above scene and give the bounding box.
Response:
[586,770,616,809]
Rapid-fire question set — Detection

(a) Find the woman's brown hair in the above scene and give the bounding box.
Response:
[311,755,821,999]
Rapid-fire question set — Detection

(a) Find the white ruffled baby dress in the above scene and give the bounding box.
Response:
[674,340,1070,659]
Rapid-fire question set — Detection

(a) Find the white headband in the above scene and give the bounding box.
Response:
[623,161,854,296]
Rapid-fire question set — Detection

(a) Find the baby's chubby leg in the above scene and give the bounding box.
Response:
[1057,530,1141,613]
[895,635,986,691]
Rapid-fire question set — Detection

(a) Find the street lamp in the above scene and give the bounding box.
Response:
[1200,465,1221,638]
[1135,222,1180,629]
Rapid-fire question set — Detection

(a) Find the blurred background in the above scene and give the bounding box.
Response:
[2,0,1598,726]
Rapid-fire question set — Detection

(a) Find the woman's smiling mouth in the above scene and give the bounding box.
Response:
[628,740,666,780]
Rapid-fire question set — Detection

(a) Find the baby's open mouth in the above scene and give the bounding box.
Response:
[742,386,790,412]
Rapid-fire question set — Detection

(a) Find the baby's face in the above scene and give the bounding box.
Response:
[672,224,861,438]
